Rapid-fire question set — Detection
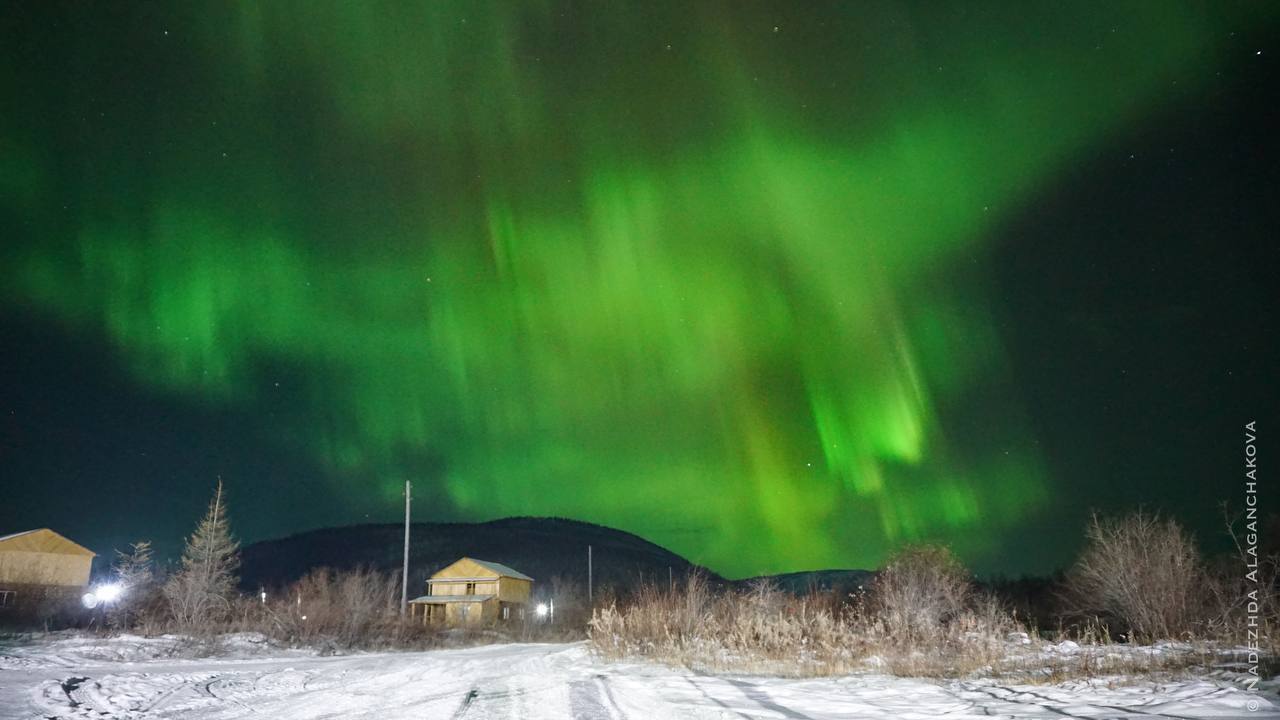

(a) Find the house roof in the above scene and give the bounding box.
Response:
[463,558,534,581]
[429,557,534,582]
[408,594,495,604]
[0,529,95,557]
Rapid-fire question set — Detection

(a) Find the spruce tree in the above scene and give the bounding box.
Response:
[114,540,154,589]
[108,540,155,629]
[164,480,240,628]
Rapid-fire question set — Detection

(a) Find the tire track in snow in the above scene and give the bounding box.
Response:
[683,677,752,719]
[956,682,1088,719]
[957,681,1213,720]
[450,679,566,718]
[205,673,261,714]
[724,678,817,720]
[684,673,817,719]
[140,673,210,713]
[568,675,628,720]
[595,675,628,720]
[58,675,93,713]
[452,687,479,718]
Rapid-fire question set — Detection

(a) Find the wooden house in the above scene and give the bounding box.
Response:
[408,557,532,626]
[0,529,95,617]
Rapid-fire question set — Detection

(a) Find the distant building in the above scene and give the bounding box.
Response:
[408,557,532,626]
[0,529,95,619]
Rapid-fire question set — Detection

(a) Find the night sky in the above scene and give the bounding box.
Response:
[1,2,1276,579]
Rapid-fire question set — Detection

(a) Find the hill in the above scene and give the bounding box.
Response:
[239,516,721,600]
[733,569,874,596]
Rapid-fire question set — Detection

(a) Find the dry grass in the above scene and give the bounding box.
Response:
[590,540,1276,680]
[590,547,1032,678]
[590,574,861,676]
[589,580,1240,680]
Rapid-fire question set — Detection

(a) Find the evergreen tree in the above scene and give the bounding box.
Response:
[164,480,240,628]
[114,540,154,589]
[108,540,155,629]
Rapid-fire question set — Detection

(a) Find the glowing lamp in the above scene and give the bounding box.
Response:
[94,582,124,603]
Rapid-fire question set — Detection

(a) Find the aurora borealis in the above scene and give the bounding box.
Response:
[2,2,1276,577]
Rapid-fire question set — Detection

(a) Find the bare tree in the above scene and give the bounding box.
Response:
[164,480,240,630]
[1064,510,1201,641]
[870,544,971,644]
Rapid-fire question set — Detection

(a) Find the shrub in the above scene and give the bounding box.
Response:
[867,544,970,645]
[851,544,1029,676]
[263,567,414,650]
[1200,508,1280,650]
[1063,510,1202,641]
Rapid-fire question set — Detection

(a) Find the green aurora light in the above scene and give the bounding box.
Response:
[4,2,1270,576]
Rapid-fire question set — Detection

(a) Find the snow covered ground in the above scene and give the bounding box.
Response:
[1,635,1275,719]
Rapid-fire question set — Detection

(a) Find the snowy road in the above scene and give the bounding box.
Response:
[2,641,1275,719]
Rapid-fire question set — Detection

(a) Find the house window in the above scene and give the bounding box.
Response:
[502,606,510,620]
[465,582,476,595]
[0,590,15,609]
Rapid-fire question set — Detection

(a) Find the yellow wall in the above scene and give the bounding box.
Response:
[428,580,498,596]
[412,597,523,627]
[441,598,497,625]
[0,551,92,587]
[425,558,532,604]
[495,577,531,603]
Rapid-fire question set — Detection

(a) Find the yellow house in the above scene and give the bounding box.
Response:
[408,557,532,626]
[0,529,95,615]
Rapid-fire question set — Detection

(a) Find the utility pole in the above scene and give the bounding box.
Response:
[587,544,593,605]
[400,480,411,617]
